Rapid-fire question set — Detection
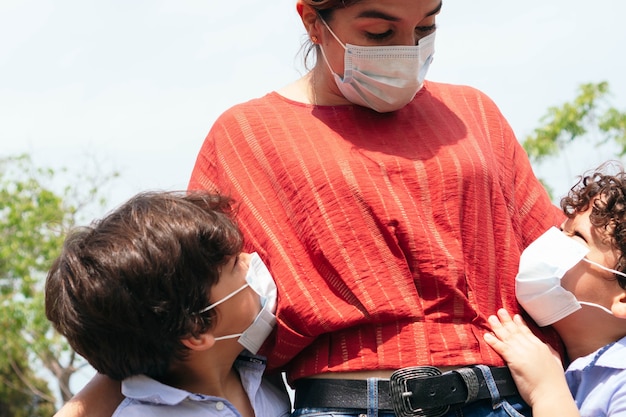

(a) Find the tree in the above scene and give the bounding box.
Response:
[0,154,118,411]
[0,351,55,417]
[523,81,626,162]
[522,81,626,199]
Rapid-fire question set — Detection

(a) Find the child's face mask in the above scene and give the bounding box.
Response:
[516,227,623,326]
[200,253,277,354]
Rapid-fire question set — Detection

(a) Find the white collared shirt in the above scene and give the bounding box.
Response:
[113,354,290,417]
[566,336,626,416]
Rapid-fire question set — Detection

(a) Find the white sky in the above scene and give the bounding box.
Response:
[2,0,626,396]
[3,0,626,214]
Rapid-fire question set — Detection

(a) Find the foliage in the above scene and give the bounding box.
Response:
[0,154,118,410]
[0,350,56,417]
[523,81,626,162]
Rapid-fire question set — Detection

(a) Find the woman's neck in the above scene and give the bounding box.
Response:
[276,67,351,106]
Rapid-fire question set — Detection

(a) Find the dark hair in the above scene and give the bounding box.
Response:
[300,0,363,69]
[45,191,243,380]
[560,162,626,288]
[302,0,362,12]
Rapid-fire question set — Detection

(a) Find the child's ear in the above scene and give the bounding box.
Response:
[610,290,626,319]
[181,333,215,351]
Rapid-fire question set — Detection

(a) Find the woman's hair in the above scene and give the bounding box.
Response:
[561,162,626,288]
[45,191,243,380]
[300,0,363,69]
[301,0,362,12]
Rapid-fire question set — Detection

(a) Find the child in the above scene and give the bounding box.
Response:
[484,166,626,416]
[45,191,291,417]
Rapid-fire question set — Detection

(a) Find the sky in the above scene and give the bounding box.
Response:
[3,0,626,215]
[2,0,626,397]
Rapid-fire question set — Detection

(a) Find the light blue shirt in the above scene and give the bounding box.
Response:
[113,354,291,417]
[565,336,626,416]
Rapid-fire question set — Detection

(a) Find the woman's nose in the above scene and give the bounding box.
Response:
[399,33,419,46]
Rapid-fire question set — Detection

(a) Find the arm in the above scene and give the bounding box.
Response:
[483,309,579,417]
[54,373,122,417]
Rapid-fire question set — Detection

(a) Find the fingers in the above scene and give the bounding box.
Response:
[483,309,511,355]
[483,308,534,354]
[483,331,504,353]
[483,308,566,407]
[496,307,514,323]
[487,308,523,340]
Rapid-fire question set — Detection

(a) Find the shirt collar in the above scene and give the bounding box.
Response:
[567,336,626,372]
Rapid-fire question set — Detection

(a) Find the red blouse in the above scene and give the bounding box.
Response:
[189,81,564,383]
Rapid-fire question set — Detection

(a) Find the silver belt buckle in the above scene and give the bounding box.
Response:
[389,366,450,417]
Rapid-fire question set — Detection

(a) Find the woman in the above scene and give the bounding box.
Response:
[55,1,563,416]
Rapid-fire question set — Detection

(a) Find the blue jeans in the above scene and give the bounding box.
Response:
[291,398,528,416]
[291,366,530,417]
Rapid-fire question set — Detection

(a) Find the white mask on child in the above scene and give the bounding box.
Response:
[200,253,277,354]
[318,16,435,113]
[516,227,623,326]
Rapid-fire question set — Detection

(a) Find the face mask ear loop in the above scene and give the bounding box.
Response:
[213,333,244,342]
[578,301,614,316]
[199,283,249,314]
[318,15,347,49]
[316,15,346,79]
[578,258,623,316]
[582,258,626,278]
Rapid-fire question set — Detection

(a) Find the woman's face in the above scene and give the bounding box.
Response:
[314,0,442,76]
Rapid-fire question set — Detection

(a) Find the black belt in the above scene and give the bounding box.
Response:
[294,366,519,417]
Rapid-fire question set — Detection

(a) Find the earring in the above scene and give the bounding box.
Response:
[311,35,318,44]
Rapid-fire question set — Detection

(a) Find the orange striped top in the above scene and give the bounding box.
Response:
[188,81,564,383]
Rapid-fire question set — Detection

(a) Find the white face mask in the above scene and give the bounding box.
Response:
[318,17,435,113]
[516,227,624,326]
[200,253,277,354]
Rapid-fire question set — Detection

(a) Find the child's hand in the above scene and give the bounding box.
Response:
[483,309,567,408]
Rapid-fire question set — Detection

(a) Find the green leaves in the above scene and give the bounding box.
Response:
[599,107,626,154]
[0,158,67,297]
[0,153,117,411]
[523,81,626,162]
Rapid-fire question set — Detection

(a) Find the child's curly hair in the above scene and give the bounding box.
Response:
[560,162,626,289]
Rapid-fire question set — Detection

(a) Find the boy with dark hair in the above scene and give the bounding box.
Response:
[485,165,626,416]
[45,191,290,417]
